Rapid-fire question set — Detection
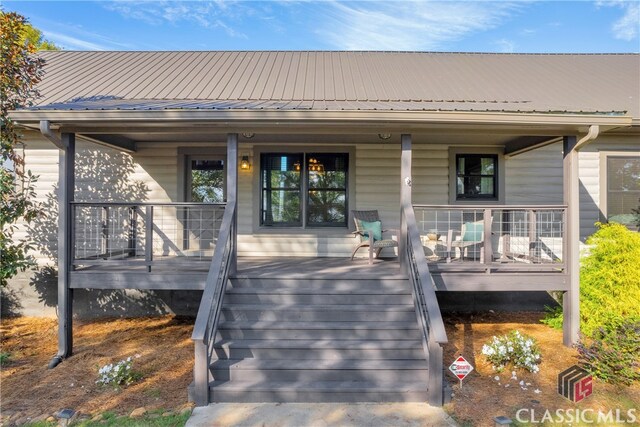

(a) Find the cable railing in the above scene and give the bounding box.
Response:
[71,202,225,271]
[413,205,567,271]
[191,202,236,406]
[402,203,448,406]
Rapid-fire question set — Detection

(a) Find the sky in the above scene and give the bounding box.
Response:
[1,1,639,53]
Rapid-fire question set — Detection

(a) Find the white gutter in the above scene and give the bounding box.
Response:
[574,125,600,151]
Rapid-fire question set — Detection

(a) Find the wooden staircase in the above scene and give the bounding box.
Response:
[204,265,431,403]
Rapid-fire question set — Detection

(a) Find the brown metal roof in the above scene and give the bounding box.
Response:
[31,51,640,117]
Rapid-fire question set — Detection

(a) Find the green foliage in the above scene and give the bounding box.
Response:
[540,304,563,330]
[542,222,640,335]
[481,330,541,373]
[73,411,189,427]
[1,12,44,287]
[96,357,143,389]
[0,351,11,365]
[576,320,640,385]
[580,222,640,336]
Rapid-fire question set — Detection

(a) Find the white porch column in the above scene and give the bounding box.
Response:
[50,132,75,368]
[563,135,580,346]
[400,134,412,273]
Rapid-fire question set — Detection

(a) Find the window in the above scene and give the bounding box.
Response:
[261,153,348,227]
[188,159,225,202]
[456,154,498,200]
[606,155,640,227]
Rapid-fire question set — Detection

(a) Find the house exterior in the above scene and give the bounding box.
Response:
[8,51,640,406]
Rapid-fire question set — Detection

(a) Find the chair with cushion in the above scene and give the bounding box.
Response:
[350,210,399,264]
[446,219,487,263]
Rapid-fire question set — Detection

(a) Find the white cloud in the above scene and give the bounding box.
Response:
[495,38,516,53]
[316,1,525,51]
[103,0,249,38]
[42,30,111,50]
[597,0,639,41]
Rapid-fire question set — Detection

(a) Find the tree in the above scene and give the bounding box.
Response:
[1,12,45,286]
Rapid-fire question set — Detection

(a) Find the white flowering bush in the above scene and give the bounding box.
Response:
[481,330,541,373]
[96,356,141,388]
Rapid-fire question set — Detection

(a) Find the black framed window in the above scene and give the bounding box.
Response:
[307,153,348,226]
[261,153,303,226]
[606,155,640,228]
[261,152,348,227]
[456,154,497,200]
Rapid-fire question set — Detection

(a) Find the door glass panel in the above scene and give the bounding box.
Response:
[190,160,225,203]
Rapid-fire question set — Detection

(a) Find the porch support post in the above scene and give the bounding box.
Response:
[400,134,412,273]
[227,133,238,276]
[563,135,580,346]
[49,132,75,368]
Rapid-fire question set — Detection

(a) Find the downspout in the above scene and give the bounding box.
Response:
[39,120,65,149]
[574,125,600,151]
[40,120,68,368]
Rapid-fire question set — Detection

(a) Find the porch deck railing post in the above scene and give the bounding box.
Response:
[128,206,137,257]
[227,133,238,276]
[528,209,537,262]
[400,134,412,273]
[145,206,153,272]
[483,208,492,268]
[49,132,75,369]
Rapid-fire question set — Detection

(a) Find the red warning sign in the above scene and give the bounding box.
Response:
[449,356,474,380]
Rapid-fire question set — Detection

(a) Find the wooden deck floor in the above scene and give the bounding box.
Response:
[69,256,404,289]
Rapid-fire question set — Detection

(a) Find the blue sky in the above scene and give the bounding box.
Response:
[2,1,639,52]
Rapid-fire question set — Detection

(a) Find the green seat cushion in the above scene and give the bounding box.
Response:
[359,220,382,242]
[462,221,483,242]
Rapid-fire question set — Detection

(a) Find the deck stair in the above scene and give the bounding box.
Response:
[206,262,430,403]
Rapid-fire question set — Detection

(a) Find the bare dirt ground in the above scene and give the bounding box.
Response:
[442,312,640,427]
[1,314,638,426]
[1,316,194,422]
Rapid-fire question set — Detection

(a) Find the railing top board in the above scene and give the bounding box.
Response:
[413,204,567,210]
[71,201,226,207]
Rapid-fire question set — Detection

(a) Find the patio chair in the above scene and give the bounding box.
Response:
[350,210,399,264]
[446,219,487,263]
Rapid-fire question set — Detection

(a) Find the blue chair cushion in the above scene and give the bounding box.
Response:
[360,220,382,242]
[462,221,484,242]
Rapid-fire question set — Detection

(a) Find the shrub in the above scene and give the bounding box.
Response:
[481,330,541,373]
[576,320,640,385]
[96,356,142,388]
[542,223,640,335]
[0,352,10,366]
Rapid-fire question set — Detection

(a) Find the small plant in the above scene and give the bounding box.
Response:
[577,320,640,385]
[0,352,11,366]
[96,356,142,388]
[481,330,541,373]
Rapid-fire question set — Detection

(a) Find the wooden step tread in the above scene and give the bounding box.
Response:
[214,339,423,349]
[210,359,428,370]
[218,321,419,330]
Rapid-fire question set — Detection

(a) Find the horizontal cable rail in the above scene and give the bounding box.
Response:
[191,202,235,406]
[71,202,225,270]
[414,205,567,270]
[402,203,448,406]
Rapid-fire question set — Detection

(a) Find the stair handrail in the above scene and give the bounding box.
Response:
[402,203,448,406]
[191,202,236,406]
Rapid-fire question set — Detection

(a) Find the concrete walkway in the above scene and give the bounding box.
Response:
[185,403,457,427]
